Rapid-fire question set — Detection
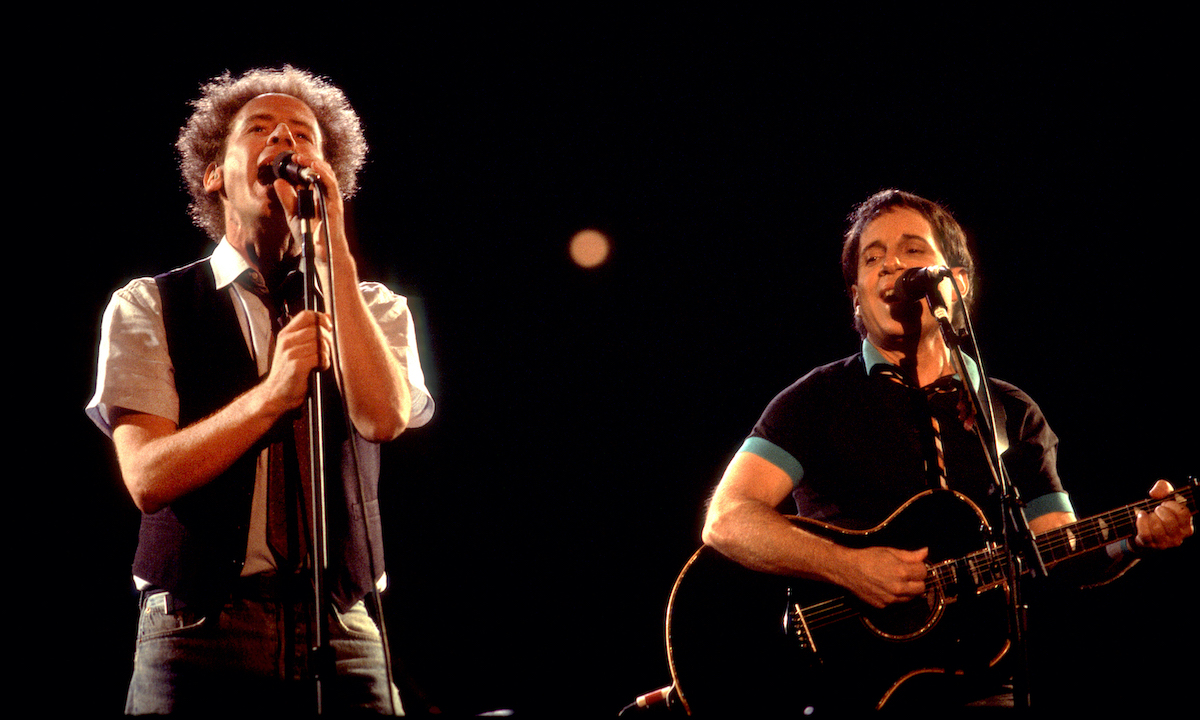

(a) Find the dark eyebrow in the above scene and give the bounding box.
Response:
[861,234,931,252]
[860,239,885,256]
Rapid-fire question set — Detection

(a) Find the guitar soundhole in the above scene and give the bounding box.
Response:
[861,584,945,641]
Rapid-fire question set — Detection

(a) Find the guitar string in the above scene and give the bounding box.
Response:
[1035,487,1193,559]
[801,552,972,630]
[800,545,993,629]
[794,487,1194,632]
[1036,509,1138,561]
[801,512,1148,630]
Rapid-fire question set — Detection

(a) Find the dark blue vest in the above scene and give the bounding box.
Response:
[131,258,385,612]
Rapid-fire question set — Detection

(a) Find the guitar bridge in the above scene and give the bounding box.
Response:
[784,589,819,658]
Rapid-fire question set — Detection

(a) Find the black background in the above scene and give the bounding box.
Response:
[41,13,1195,716]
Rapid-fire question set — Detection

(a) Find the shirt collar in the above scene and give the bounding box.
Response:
[862,338,981,391]
[209,237,257,291]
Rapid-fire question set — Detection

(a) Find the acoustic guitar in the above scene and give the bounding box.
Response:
[665,481,1195,714]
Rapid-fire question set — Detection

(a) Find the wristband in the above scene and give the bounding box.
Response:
[1105,538,1141,561]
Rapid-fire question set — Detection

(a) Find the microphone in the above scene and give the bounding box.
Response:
[271,151,320,185]
[893,266,954,304]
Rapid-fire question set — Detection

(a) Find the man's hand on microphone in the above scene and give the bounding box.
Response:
[271,152,345,266]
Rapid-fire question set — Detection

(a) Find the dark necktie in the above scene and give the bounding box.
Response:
[239,268,312,571]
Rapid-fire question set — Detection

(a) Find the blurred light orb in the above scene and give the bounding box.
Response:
[569,229,611,268]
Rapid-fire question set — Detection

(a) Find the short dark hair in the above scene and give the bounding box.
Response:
[176,65,368,240]
[841,189,977,334]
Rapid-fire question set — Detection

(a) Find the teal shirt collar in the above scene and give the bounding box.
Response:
[862,339,981,391]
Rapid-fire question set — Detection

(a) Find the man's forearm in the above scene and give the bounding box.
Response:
[325,244,411,442]
[113,383,284,514]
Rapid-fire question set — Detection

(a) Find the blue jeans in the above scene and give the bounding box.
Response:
[124,587,403,715]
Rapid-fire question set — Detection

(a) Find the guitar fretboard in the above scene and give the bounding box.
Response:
[1035,484,1195,569]
[796,482,1196,629]
[928,483,1197,601]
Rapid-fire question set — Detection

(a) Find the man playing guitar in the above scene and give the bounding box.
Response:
[691,189,1193,714]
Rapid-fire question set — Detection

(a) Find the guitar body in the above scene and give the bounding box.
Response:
[666,490,1011,715]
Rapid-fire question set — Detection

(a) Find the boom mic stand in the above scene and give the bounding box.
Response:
[921,279,1046,713]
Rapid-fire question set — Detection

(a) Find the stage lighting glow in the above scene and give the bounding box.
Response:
[569,229,611,268]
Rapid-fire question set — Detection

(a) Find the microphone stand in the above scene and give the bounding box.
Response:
[296,183,334,713]
[923,284,1046,713]
[289,166,401,715]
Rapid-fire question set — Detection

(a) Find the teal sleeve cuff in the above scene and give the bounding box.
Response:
[739,437,804,487]
[1023,491,1075,521]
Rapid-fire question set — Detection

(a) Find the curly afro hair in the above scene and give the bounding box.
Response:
[176,65,367,240]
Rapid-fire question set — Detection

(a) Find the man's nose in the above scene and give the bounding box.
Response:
[880,252,905,274]
[268,123,296,147]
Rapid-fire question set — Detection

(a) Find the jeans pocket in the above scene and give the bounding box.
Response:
[331,601,381,642]
[135,592,208,642]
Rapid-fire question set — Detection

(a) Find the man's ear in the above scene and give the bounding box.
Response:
[203,162,224,194]
[951,267,970,299]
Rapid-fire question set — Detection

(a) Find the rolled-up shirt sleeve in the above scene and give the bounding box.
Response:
[86,276,435,437]
[358,282,435,429]
[86,278,178,437]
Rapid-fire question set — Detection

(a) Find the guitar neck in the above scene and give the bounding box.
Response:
[1034,481,1196,570]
